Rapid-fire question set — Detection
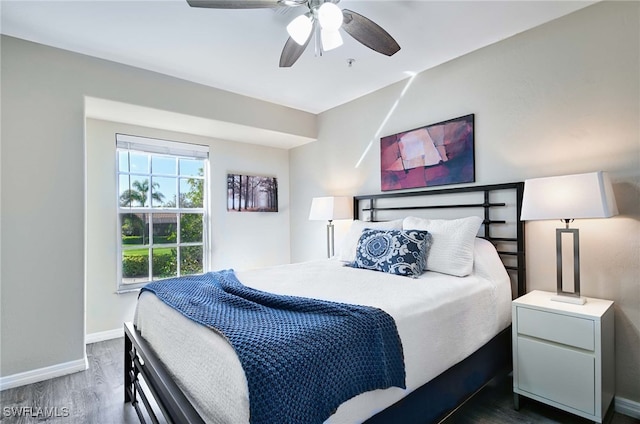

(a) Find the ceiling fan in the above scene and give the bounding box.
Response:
[187,0,401,67]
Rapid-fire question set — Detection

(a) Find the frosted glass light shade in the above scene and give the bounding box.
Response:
[317,2,343,30]
[521,171,618,221]
[309,196,352,221]
[286,14,313,45]
[321,29,343,51]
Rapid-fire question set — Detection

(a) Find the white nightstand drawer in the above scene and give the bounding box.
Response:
[517,307,594,350]
[517,337,595,415]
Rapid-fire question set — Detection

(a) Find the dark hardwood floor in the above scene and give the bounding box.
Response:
[1,338,638,424]
[441,374,638,424]
[1,339,140,424]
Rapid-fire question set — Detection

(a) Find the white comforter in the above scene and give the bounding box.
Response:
[134,238,512,424]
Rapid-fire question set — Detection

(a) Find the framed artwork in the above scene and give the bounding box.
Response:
[227,174,278,212]
[380,114,475,191]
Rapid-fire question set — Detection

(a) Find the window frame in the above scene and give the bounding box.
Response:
[115,133,210,293]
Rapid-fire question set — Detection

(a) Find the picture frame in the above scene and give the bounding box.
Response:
[227,174,278,212]
[380,114,475,191]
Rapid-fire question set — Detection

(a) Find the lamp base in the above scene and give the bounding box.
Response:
[554,226,586,306]
[551,295,587,305]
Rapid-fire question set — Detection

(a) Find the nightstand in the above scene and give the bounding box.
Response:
[512,290,614,423]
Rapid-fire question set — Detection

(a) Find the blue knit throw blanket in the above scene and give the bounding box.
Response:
[141,270,405,424]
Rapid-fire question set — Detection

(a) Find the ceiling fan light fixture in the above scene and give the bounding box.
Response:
[187,0,400,68]
[321,28,343,51]
[317,2,343,31]
[287,14,313,45]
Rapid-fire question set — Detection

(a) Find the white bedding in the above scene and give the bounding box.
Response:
[134,238,512,424]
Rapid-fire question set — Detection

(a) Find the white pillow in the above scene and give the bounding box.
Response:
[402,216,482,277]
[336,219,403,262]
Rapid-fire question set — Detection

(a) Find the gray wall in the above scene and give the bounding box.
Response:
[1,35,314,376]
[290,2,639,403]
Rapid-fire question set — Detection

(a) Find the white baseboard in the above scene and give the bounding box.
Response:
[0,357,88,391]
[616,396,640,419]
[85,328,124,344]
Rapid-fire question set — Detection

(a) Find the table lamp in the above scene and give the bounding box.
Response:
[309,196,352,258]
[520,171,618,304]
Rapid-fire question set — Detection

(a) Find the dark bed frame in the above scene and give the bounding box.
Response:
[124,182,526,424]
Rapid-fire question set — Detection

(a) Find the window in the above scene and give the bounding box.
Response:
[116,134,209,291]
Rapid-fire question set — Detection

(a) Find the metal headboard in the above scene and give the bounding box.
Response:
[353,182,526,298]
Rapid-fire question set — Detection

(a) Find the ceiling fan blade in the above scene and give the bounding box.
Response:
[341,9,400,56]
[279,35,311,67]
[187,0,280,9]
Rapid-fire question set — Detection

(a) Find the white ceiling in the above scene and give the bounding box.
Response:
[1,0,595,115]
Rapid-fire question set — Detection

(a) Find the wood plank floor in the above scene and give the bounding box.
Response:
[1,338,638,424]
[442,373,638,424]
[1,339,141,424]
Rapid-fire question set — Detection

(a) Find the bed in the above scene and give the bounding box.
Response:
[124,182,526,424]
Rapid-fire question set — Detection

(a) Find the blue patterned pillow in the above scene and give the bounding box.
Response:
[349,229,432,278]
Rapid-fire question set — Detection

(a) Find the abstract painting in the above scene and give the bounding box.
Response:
[380,114,475,191]
[227,174,278,212]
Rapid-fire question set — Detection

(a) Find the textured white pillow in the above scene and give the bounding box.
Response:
[402,216,482,277]
[336,219,403,262]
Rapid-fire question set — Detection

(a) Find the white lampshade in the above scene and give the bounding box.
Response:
[320,29,343,51]
[309,196,352,221]
[521,171,618,221]
[287,14,313,46]
[317,2,343,30]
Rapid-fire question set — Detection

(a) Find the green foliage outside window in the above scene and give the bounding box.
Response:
[119,159,205,284]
